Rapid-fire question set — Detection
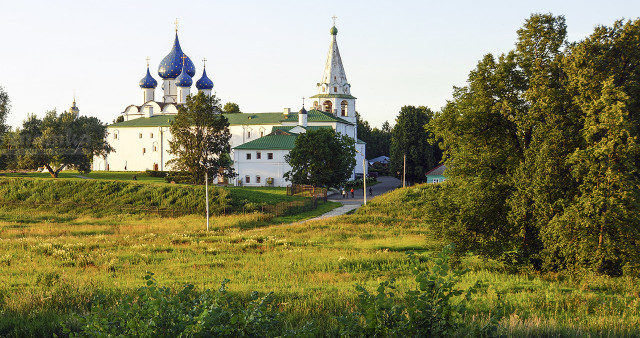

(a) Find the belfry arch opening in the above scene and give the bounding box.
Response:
[341,100,348,116]
[323,100,333,114]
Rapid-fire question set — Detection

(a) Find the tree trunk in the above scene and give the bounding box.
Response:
[44,164,66,178]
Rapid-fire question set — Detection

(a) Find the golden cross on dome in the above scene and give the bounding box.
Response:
[332,15,337,26]
[146,56,150,67]
[174,18,179,32]
[302,97,305,107]
[202,58,207,68]
[181,55,187,66]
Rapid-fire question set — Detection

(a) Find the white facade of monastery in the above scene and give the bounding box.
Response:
[94,24,366,186]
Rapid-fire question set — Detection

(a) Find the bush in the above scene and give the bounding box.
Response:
[337,244,500,337]
[67,273,285,337]
[145,170,169,178]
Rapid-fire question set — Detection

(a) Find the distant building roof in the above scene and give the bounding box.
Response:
[425,164,446,176]
[280,109,353,125]
[111,108,354,128]
[233,133,298,150]
[369,155,389,165]
[271,125,332,133]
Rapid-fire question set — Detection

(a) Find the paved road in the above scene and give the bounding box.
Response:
[303,176,401,222]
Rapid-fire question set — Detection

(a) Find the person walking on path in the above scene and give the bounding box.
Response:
[341,187,346,199]
[350,188,354,198]
[369,187,372,196]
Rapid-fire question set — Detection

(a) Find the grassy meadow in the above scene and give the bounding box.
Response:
[0,179,639,336]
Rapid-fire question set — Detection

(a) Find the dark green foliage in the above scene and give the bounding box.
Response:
[430,14,640,275]
[68,273,283,337]
[0,86,10,136]
[168,92,234,184]
[284,128,355,188]
[356,113,392,159]
[222,102,242,114]
[9,110,112,177]
[338,245,499,337]
[390,105,441,184]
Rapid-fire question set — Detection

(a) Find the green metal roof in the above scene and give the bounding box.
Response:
[271,125,333,133]
[110,113,286,128]
[223,112,286,125]
[309,93,357,99]
[280,109,353,125]
[109,109,352,128]
[233,134,298,150]
[110,115,175,128]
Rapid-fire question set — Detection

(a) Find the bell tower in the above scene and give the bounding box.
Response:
[310,17,356,125]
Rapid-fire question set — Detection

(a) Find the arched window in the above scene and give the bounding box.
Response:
[341,100,348,116]
[323,101,333,113]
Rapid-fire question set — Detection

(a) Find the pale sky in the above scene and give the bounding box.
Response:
[2,0,639,129]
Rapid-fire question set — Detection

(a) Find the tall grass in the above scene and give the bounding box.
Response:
[1,186,639,336]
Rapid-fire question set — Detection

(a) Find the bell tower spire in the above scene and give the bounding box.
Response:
[310,18,356,123]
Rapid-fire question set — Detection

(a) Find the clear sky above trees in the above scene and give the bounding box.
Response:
[1,1,639,130]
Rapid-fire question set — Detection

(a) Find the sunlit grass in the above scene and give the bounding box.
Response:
[1,188,640,336]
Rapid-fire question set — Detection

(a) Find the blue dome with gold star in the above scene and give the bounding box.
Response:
[158,33,196,79]
[139,66,158,88]
[175,62,193,87]
[196,68,214,90]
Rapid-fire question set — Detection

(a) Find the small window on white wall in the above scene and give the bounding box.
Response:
[245,176,250,183]
[256,176,261,184]
[256,152,261,159]
[142,148,146,154]
[247,131,251,138]
[246,153,251,160]
[139,133,142,139]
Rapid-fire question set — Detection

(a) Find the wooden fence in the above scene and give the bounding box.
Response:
[286,184,327,199]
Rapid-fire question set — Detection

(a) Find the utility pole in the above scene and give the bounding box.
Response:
[363,158,367,205]
[403,154,406,188]
[205,170,209,231]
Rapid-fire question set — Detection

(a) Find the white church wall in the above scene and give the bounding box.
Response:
[96,126,176,172]
[233,149,291,187]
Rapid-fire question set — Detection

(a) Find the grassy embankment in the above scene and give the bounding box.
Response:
[0,173,329,216]
[0,180,639,336]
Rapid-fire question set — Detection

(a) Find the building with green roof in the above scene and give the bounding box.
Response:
[93,23,367,187]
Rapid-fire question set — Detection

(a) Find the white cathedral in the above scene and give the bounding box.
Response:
[93,24,366,187]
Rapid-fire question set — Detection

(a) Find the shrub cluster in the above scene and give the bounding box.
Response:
[66,246,496,337]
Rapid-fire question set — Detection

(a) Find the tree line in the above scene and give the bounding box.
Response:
[426,14,640,276]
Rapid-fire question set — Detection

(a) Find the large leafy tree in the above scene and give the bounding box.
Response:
[14,110,112,177]
[545,19,640,275]
[390,105,440,185]
[430,14,640,275]
[168,92,233,183]
[356,112,392,159]
[222,102,242,114]
[0,87,12,169]
[284,128,355,187]
[0,86,10,135]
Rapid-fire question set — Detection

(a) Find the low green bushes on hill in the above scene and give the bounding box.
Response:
[0,178,230,216]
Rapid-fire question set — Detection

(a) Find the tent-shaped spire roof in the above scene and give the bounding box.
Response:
[320,25,348,88]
